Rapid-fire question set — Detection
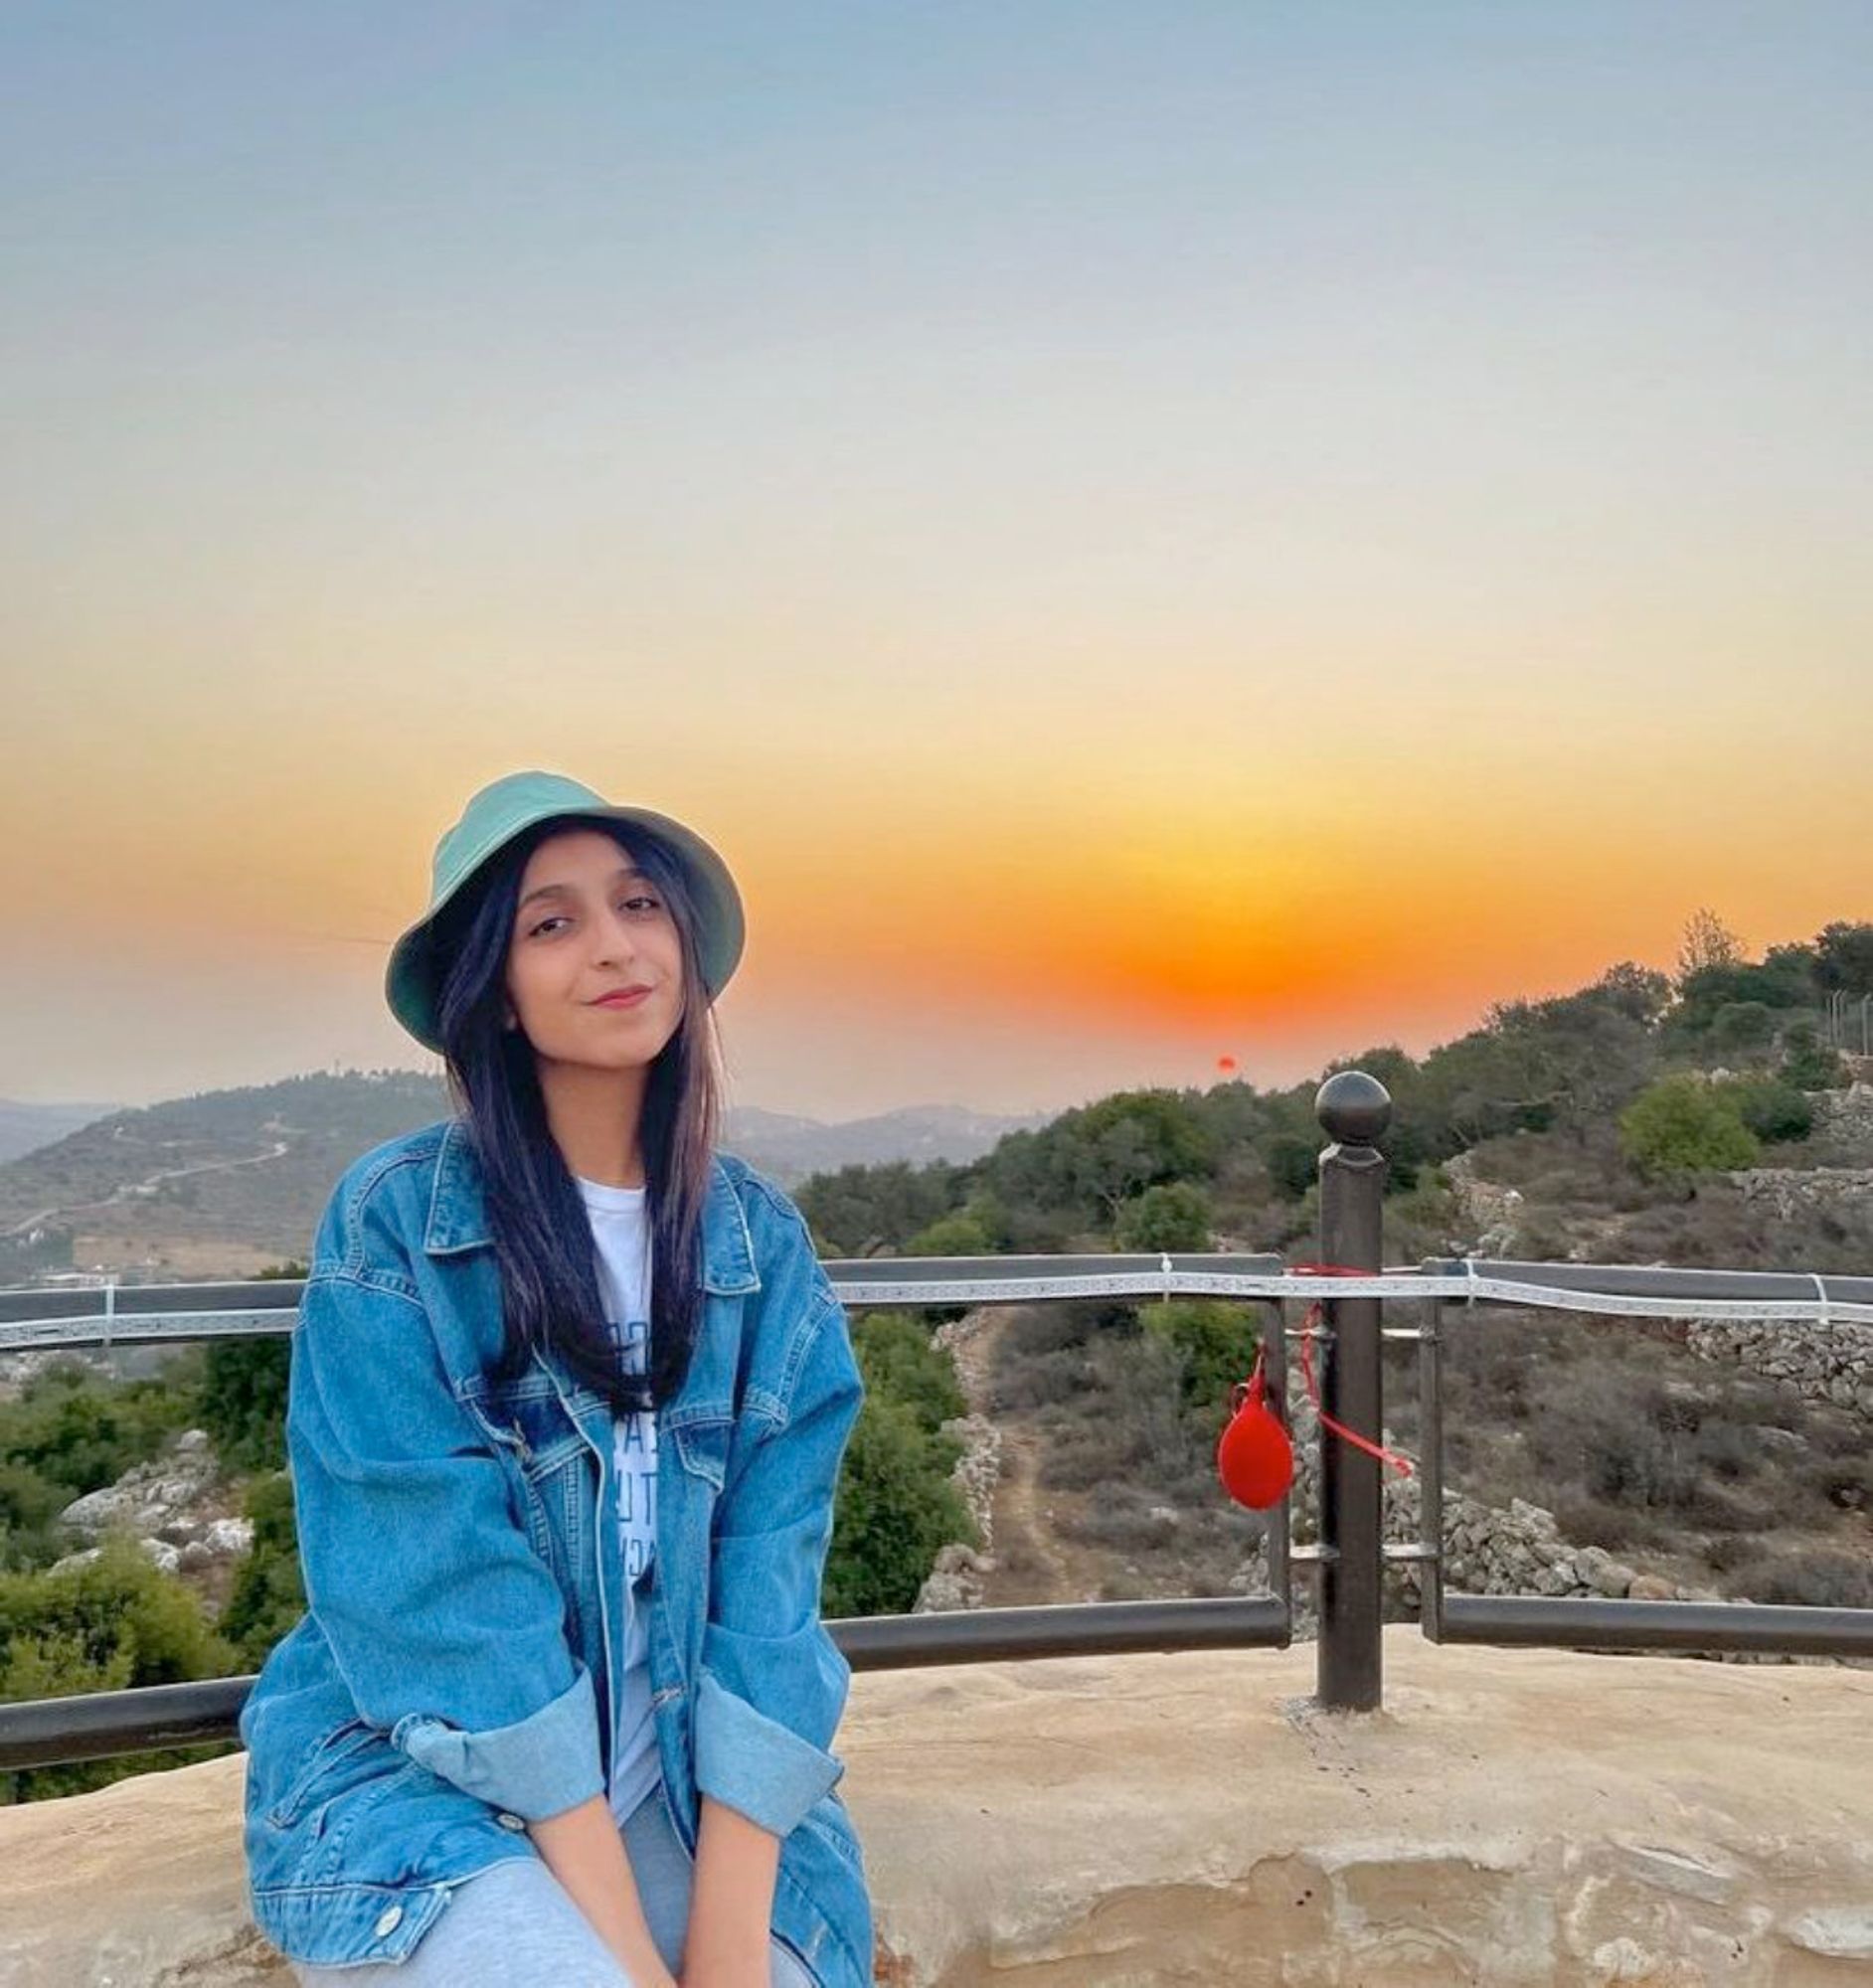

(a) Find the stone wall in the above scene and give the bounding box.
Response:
[1440,1150,1522,1255]
[1814,1077,1873,1146]
[912,1310,1001,1614]
[911,1308,1807,1635]
[1225,1392,1728,1631]
[1724,1164,1873,1217]
[1682,1311,1873,1417]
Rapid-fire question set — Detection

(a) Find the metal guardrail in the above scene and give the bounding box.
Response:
[1,1071,1868,1773]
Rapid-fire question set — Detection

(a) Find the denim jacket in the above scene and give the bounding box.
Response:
[238,1118,873,1984]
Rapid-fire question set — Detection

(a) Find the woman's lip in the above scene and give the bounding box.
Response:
[592,987,653,1008]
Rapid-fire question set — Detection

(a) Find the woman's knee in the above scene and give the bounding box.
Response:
[290,1856,634,1987]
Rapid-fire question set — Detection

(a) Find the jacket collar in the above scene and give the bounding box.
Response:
[422,1117,760,1294]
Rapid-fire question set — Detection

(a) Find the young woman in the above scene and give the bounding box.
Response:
[238,769,874,1987]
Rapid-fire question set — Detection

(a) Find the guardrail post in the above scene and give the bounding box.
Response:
[1314,1070,1392,1711]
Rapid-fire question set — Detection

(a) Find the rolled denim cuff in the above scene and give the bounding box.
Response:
[391,1664,604,1821]
[692,1666,845,1839]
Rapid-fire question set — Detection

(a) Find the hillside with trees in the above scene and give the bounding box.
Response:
[0,1075,1042,1286]
[1,913,1867,1801]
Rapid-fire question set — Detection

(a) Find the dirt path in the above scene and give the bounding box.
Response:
[943,1304,1115,1608]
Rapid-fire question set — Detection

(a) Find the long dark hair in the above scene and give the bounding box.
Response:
[427,814,726,1413]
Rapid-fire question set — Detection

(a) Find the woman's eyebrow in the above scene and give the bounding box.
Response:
[518,867,649,912]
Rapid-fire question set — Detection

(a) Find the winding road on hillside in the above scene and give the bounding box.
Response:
[3,1140,292,1239]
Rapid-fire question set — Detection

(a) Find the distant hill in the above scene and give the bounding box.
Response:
[0,1099,122,1166]
[728,1102,1048,1182]
[0,1071,1046,1284]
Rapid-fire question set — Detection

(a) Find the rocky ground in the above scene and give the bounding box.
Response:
[45,1424,255,1618]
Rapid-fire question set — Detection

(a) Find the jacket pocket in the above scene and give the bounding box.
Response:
[460,1372,593,1643]
[466,1371,588,1479]
[264,1716,380,1830]
[669,1414,733,1490]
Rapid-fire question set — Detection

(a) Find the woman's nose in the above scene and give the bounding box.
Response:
[591,903,637,964]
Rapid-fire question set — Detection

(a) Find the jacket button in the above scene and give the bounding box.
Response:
[497,1811,528,1831]
[374,1905,404,1938]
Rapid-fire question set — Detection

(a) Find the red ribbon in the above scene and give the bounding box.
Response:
[1282,1263,1416,1479]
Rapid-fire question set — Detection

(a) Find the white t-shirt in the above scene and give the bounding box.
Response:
[574,1174,661,1826]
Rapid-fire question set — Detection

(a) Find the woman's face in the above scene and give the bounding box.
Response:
[503,827,686,1072]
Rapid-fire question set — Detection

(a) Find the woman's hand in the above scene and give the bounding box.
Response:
[680,1795,782,1987]
[527,1791,678,1988]
[614,1939,682,1988]
[678,1964,768,1988]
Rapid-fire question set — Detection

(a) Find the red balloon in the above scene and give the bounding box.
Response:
[1216,1372,1293,1510]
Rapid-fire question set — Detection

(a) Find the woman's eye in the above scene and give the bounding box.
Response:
[524,899,658,938]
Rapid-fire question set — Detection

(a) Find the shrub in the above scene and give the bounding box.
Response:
[0,1461,67,1571]
[851,1313,966,1434]
[1722,1077,1812,1146]
[1779,1023,1846,1091]
[0,1535,239,1801]
[0,1361,195,1504]
[198,1338,291,1474]
[824,1395,972,1618]
[1800,1455,1871,1512]
[1552,1496,1667,1554]
[1690,1420,1759,1482]
[218,1472,306,1670]
[1033,1332,1200,1495]
[1618,1076,1759,1179]
[1140,1301,1259,1414]
[1113,1182,1213,1253]
[1701,1534,1757,1574]
[1065,1498,1177,1554]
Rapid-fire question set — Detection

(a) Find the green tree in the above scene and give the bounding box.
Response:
[1814,920,1873,995]
[0,1462,67,1572]
[1760,941,1821,1005]
[985,1089,1217,1229]
[1670,963,1810,1044]
[1675,908,1744,988]
[196,1257,303,1475]
[1709,1001,1777,1061]
[1113,1182,1213,1252]
[1263,1134,1317,1201]
[904,1213,993,1257]
[1595,961,1673,1028]
[1618,1076,1760,1180]
[794,1160,960,1257]
[1140,1300,1259,1417]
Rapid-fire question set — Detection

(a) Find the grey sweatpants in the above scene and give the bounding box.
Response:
[288,1782,820,1986]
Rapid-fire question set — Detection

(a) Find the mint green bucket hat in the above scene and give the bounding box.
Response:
[385,769,746,1054]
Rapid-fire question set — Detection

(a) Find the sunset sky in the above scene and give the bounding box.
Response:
[5,6,1869,1122]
